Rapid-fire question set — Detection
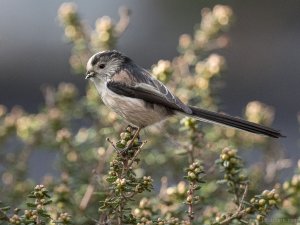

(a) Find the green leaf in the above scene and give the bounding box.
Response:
[43,200,52,205]
[106,176,117,183]
[223,161,230,168]
[27,194,36,198]
[194,185,202,190]
[40,212,51,218]
[215,159,222,164]
[239,219,248,224]
[26,203,37,207]
[0,206,10,211]
[42,191,51,198]
[216,179,227,184]
[25,221,36,225]
[241,200,252,206]
[175,149,189,155]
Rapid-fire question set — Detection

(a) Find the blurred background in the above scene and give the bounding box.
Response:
[0,0,299,160]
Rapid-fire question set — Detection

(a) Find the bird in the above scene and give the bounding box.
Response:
[85,50,283,150]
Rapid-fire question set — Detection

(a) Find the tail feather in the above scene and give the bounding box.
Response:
[189,106,284,138]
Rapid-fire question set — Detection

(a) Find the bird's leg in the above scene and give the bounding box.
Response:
[130,126,142,142]
[125,125,142,143]
[127,127,141,148]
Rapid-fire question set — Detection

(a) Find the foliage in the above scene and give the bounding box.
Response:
[0,3,299,225]
[0,185,71,225]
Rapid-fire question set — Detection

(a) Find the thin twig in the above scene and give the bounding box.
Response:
[80,185,95,211]
[106,138,118,151]
[238,184,248,212]
[117,140,147,224]
[80,147,113,210]
[127,141,147,168]
[219,184,249,225]
[117,203,123,225]
[105,134,146,224]
[219,208,249,225]
[187,182,195,223]
[115,6,130,36]
[188,144,195,164]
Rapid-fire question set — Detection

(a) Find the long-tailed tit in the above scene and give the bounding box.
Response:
[85,50,283,149]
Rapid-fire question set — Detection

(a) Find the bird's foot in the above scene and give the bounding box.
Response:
[125,125,141,139]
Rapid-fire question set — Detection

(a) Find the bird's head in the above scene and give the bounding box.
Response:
[85,50,129,81]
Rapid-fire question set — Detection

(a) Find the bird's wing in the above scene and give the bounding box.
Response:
[110,67,192,114]
[106,81,192,114]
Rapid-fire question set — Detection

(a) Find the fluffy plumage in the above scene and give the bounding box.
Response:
[86,50,283,138]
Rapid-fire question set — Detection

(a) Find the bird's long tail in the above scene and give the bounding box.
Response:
[188,106,283,138]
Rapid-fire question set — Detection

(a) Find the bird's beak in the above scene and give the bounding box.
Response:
[85,71,96,79]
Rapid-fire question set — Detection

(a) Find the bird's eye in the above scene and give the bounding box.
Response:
[98,64,105,69]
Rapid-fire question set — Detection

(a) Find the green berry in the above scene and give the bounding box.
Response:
[258,199,266,206]
[262,190,269,197]
[256,214,264,222]
[221,153,229,161]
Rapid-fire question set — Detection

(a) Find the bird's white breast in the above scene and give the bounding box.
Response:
[91,78,170,127]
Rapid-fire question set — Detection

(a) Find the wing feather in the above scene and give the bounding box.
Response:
[111,67,192,114]
[106,81,192,114]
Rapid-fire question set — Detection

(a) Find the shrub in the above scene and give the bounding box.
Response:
[0,3,298,225]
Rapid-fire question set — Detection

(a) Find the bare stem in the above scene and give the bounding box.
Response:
[238,184,248,212]
[117,203,123,225]
[80,148,112,210]
[115,6,130,36]
[117,157,129,225]
[219,184,249,225]
[105,133,146,224]
[188,144,195,164]
[187,182,195,223]
[127,141,147,169]
[106,138,118,151]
